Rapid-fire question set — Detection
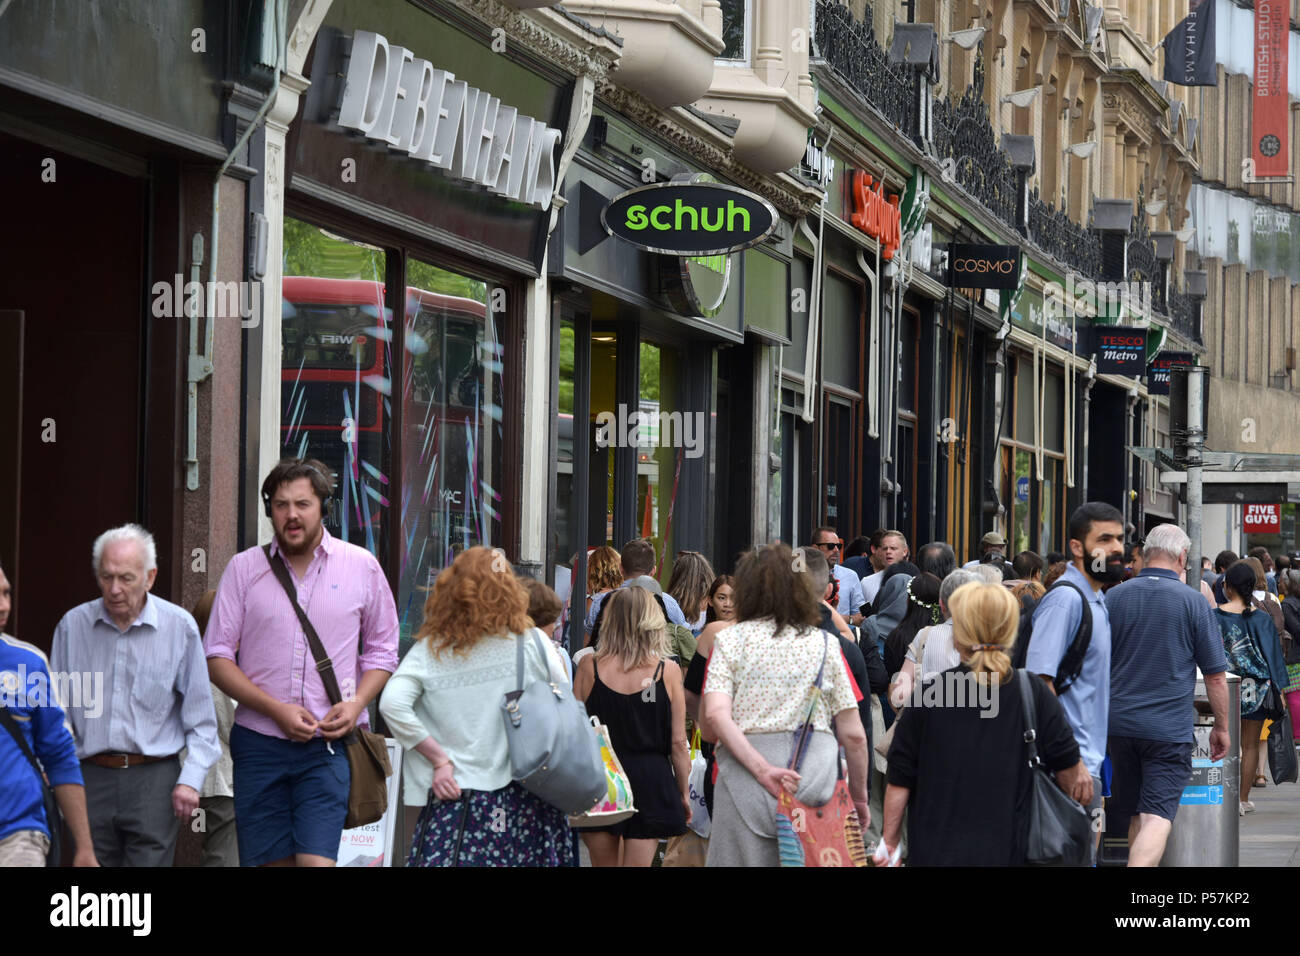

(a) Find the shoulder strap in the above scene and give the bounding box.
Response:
[263,544,343,706]
[787,633,831,773]
[0,705,46,782]
[1048,580,1093,693]
[1016,670,1040,768]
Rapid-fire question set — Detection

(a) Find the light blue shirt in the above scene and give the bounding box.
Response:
[1025,562,1111,776]
[51,594,220,792]
[832,563,866,617]
[584,581,687,634]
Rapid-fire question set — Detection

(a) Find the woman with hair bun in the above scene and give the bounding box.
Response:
[876,580,1086,866]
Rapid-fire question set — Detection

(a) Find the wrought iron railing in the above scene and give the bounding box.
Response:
[1027,187,1104,282]
[932,49,1019,229]
[1167,291,1202,345]
[1126,185,1159,289]
[813,0,918,141]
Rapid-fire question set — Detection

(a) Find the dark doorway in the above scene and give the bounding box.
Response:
[0,132,147,650]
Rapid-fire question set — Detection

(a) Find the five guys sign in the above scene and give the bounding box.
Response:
[1094,327,1147,374]
[1244,503,1281,534]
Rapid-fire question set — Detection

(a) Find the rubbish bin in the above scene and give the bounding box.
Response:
[1161,671,1240,867]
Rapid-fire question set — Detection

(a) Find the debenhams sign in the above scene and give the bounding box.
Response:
[337,30,562,210]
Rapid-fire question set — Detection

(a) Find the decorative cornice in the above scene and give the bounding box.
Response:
[458,0,623,81]
[595,81,823,216]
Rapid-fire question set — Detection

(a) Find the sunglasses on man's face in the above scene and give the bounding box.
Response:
[815,540,843,551]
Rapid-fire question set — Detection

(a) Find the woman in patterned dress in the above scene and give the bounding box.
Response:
[700,543,871,867]
[379,547,573,867]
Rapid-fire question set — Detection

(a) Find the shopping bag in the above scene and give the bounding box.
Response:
[662,830,709,867]
[568,717,637,828]
[686,728,711,838]
[1268,702,1299,784]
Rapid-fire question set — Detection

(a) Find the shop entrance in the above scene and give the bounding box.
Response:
[0,132,148,649]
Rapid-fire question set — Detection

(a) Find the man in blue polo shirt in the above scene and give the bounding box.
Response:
[1105,524,1228,866]
[1026,501,1126,863]
[0,561,97,866]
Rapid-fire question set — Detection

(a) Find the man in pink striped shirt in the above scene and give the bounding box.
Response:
[205,459,398,867]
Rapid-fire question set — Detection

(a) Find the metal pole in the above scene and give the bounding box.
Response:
[1186,365,1206,591]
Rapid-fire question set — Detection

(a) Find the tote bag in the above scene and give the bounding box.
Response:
[568,717,637,828]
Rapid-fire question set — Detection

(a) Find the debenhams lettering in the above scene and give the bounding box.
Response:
[337,30,561,210]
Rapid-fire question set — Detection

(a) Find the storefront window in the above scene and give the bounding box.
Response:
[281,218,391,557]
[637,341,685,586]
[556,321,577,565]
[395,257,500,643]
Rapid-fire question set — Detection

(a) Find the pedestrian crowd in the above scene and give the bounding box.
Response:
[1,456,1294,868]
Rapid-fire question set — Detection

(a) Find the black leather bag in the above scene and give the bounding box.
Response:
[1265,689,1299,785]
[1016,670,1092,866]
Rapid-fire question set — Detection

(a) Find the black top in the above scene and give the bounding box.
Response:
[818,607,872,738]
[886,666,1080,866]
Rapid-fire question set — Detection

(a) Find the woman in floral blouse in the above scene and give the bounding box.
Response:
[700,543,870,867]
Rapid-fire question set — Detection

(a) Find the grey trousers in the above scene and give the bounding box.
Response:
[199,795,239,867]
[82,757,181,867]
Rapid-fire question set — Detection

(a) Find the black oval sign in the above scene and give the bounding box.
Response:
[601,182,778,256]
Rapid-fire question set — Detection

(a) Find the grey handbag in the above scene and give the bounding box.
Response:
[501,629,607,815]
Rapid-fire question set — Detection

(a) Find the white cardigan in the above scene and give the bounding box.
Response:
[378,630,570,806]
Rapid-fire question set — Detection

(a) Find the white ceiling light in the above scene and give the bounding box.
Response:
[1176,225,1196,242]
[1064,140,1099,158]
[1145,199,1167,216]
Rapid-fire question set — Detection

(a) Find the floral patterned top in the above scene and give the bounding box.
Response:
[703,618,859,733]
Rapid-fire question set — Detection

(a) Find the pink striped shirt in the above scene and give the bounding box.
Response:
[203,528,399,740]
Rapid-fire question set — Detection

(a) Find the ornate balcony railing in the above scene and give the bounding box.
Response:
[1126,186,1160,290]
[1027,188,1103,282]
[932,50,1019,229]
[813,0,918,141]
[1167,291,1202,345]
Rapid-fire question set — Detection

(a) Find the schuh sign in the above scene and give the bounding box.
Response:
[602,181,778,256]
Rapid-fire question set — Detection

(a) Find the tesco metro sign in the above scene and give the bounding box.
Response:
[1244,504,1281,534]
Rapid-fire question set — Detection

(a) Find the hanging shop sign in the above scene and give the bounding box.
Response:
[849,171,901,259]
[602,181,778,256]
[1244,503,1282,534]
[1146,351,1194,395]
[337,30,563,209]
[1093,327,1148,375]
[946,244,1021,290]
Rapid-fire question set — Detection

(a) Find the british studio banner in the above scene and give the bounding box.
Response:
[1162,0,1217,87]
[1252,0,1290,179]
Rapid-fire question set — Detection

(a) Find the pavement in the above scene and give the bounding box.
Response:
[1239,772,1300,866]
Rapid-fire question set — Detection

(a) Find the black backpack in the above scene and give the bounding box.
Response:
[589,591,692,664]
[1010,581,1092,694]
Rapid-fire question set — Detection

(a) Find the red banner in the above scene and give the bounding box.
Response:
[1244,503,1281,534]
[1252,0,1290,179]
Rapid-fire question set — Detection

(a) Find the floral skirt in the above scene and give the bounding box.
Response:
[407,783,572,867]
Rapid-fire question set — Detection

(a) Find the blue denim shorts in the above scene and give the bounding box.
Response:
[230,724,350,866]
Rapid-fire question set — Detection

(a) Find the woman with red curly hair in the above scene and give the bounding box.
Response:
[379,547,574,866]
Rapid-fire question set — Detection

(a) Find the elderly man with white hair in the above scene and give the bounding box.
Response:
[1103,522,1230,867]
[51,524,220,866]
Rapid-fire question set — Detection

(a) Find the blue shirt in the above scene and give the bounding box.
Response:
[1025,562,1111,775]
[585,581,688,635]
[832,563,866,617]
[52,595,220,792]
[0,634,84,841]
[1105,568,1228,743]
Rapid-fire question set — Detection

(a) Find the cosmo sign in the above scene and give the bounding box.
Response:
[337,31,562,209]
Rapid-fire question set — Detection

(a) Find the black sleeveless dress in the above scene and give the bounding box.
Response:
[585,659,688,840]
